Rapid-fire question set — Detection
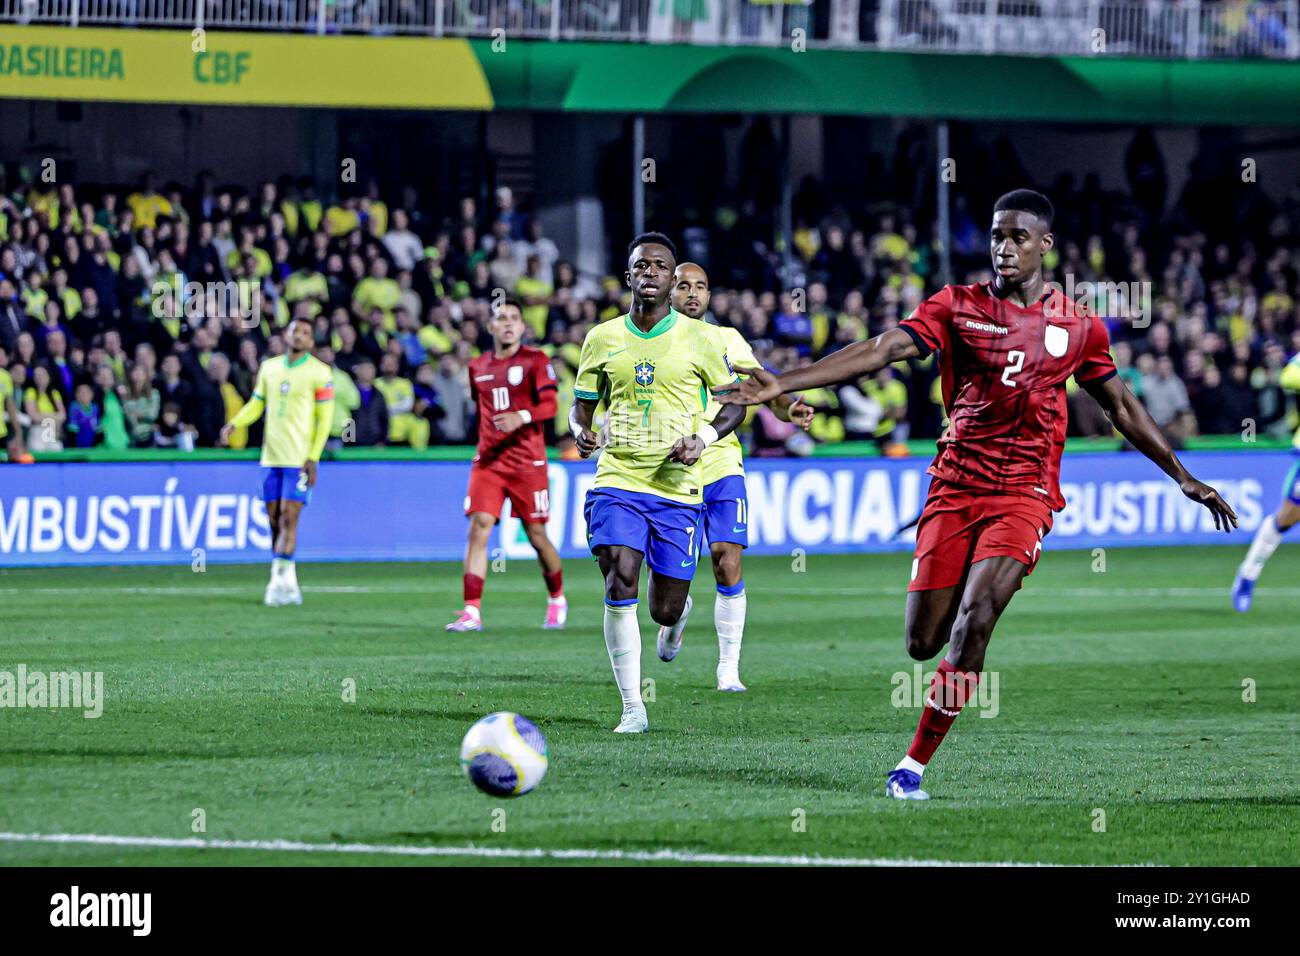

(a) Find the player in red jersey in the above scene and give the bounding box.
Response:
[447,300,566,632]
[721,189,1238,799]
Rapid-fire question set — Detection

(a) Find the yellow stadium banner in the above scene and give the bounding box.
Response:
[0,25,493,110]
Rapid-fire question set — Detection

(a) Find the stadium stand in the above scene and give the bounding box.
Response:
[2,124,1299,456]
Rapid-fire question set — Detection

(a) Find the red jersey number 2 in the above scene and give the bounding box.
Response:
[1001,350,1025,387]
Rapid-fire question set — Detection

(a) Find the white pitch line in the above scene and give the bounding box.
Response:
[0,585,1294,599]
[0,831,1086,867]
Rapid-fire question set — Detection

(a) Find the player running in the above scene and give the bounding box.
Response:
[721,189,1237,799]
[571,233,746,733]
[1230,350,1300,610]
[447,299,566,632]
[221,316,335,606]
[658,262,813,691]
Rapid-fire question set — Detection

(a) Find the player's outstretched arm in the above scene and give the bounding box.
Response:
[1083,374,1238,532]
[570,397,601,458]
[721,328,920,406]
[770,394,814,430]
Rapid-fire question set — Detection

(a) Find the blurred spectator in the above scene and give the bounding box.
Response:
[1140,354,1197,445]
[153,401,196,451]
[66,382,100,448]
[376,352,430,449]
[350,359,389,446]
[94,364,131,451]
[24,364,65,451]
[122,363,161,447]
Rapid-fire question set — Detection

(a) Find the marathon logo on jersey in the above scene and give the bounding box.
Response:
[963,320,1008,336]
[1044,324,1070,358]
[507,365,524,386]
[634,359,655,387]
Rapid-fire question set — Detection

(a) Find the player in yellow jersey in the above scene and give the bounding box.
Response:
[221,317,335,606]
[571,233,747,733]
[1232,350,1300,611]
[661,263,813,691]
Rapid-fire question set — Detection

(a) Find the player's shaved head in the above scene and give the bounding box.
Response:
[671,262,711,319]
[993,189,1053,229]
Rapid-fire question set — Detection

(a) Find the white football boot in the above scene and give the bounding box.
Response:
[656,595,693,662]
[613,703,648,734]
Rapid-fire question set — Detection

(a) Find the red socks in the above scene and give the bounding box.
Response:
[906,659,980,765]
[463,570,562,609]
[543,568,564,599]
[463,573,484,609]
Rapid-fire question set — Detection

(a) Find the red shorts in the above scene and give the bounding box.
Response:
[465,462,551,524]
[908,478,1054,592]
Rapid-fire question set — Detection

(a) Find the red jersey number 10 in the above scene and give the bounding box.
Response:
[492,386,510,411]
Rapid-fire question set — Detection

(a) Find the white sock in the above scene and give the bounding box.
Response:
[548,594,566,606]
[282,560,298,589]
[604,603,642,709]
[270,557,284,583]
[895,755,926,776]
[1240,516,1283,581]
[462,604,481,619]
[715,589,746,674]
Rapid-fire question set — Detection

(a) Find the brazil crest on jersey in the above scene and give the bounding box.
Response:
[575,311,737,504]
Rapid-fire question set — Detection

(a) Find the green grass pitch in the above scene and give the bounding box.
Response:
[0,545,1296,866]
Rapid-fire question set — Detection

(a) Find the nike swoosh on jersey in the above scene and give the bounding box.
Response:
[606,348,627,357]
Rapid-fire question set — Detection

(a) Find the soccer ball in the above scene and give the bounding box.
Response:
[459,712,548,797]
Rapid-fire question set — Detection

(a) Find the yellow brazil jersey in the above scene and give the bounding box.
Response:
[126,192,173,230]
[697,326,757,487]
[250,354,335,467]
[575,310,736,504]
[0,367,12,439]
[1280,354,1300,449]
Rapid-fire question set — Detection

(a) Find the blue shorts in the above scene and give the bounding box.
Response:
[703,474,748,548]
[1284,455,1300,506]
[261,466,311,506]
[584,488,704,581]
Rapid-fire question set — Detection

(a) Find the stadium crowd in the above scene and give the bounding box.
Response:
[1,148,1299,459]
